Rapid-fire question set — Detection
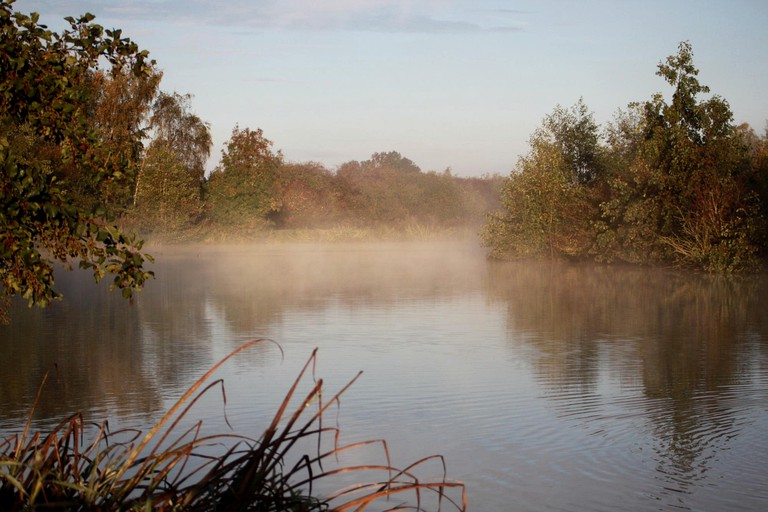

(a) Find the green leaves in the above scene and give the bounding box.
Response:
[133,142,205,233]
[206,125,281,226]
[0,2,156,321]
[482,102,600,259]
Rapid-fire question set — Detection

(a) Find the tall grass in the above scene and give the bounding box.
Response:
[0,340,466,511]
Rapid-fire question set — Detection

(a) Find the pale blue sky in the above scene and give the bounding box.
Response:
[16,0,768,176]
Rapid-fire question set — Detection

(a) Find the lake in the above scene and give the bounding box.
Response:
[1,240,767,511]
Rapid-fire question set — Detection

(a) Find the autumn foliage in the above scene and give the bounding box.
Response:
[483,42,768,272]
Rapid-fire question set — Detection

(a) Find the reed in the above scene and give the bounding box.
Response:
[0,340,466,511]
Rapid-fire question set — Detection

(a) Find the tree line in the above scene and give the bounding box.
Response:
[131,109,502,237]
[0,1,501,319]
[483,42,768,273]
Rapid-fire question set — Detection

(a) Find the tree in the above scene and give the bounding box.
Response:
[145,91,212,184]
[483,142,593,258]
[133,144,204,233]
[482,101,601,259]
[485,42,764,271]
[363,151,421,174]
[735,123,768,249]
[536,98,604,184]
[87,68,161,212]
[271,162,341,228]
[132,92,211,233]
[51,68,161,215]
[205,126,282,228]
[0,1,155,321]
[602,41,761,271]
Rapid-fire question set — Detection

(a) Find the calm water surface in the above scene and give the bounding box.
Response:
[1,241,767,511]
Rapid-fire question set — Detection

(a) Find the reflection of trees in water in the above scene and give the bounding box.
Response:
[135,256,214,387]
[0,255,233,427]
[484,261,646,393]
[1,242,486,428]
[485,260,768,493]
[196,242,486,337]
[636,274,765,498]
[0,270,162,426]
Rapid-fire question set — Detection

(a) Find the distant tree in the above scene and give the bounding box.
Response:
[416,170,466,224]
[133,144,204,233]
[336,151,423,224]
[0,2,156,321]
[132,92,211,233]
[336,156,417,224]
[454,174,505,226]
[205,126,282,227]
[146,91,212,184]
[272,162,341,228]
[335,152,490,228]
[363,151,421,173]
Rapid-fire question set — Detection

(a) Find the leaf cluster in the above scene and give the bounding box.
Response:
[1,1,158,320]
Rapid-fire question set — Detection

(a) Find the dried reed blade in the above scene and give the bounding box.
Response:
[15,371,49,461]
[332,481,467,512]
[114,339,263,483]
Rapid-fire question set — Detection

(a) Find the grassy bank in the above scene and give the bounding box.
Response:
[120,218,483,245]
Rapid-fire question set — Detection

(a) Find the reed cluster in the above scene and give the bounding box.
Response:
[0,341,465,511]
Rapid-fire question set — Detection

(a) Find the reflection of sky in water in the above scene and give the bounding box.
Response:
[1,242,767,511]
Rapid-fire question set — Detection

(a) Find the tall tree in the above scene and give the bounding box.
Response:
[132,92,211,232]
[536,98,604,184]
[86,68,161,212]
[606,41,760,271]
[205,126,282,227]
[0,1,155,321]
[133,144,204,233]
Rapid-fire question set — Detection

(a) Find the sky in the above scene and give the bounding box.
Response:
[14,0,768,177]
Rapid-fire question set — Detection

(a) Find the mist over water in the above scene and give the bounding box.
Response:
[1,240,767,511]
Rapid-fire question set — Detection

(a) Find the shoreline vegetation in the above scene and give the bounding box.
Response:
[4,0,767,322]
[482,44,768,274]
[126,223,487,246]
[118,42,768,273]
[0,341,467,511]
[122,152,504,246]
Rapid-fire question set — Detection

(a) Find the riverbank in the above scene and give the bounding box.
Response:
[127,220,484,245]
